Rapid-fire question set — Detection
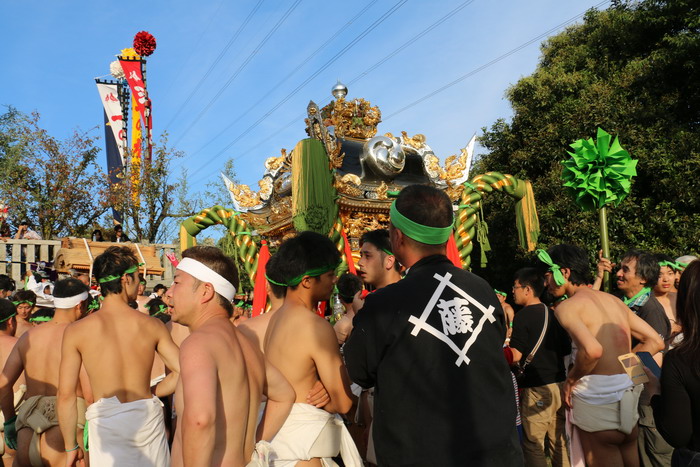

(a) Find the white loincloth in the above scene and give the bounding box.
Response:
[86,395,170,467]
[247,440,274,467]
[570,374,641,435]
[269,403,362,467]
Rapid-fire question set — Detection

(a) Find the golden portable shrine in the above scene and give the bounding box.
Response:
[180,82,539,289]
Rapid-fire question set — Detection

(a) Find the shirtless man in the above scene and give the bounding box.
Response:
[168,246,294,466]
[10,290,36,338]
[0,279,91,467]
[538,245,664,467]
[0,299,23,467]
[57,246,180,467]
[264,231,360,466]
[357,229,401,292]
[136,274,150,313]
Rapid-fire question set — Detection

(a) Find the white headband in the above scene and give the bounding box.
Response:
[176,258,237,301]
[53,291,89,309]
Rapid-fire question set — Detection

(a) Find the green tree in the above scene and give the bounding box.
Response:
[0,107,111,239]
[112,134,194,243]
[474,0,699,287]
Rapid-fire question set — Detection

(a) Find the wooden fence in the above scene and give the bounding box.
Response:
[0,239,176,289]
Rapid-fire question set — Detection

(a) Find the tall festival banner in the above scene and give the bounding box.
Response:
[96,81,127,223]
[130,93,143,206]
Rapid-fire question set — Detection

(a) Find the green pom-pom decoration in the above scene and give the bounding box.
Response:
[561,128,638,211]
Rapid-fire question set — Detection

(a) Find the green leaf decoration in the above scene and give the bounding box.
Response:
[561,128,638,211]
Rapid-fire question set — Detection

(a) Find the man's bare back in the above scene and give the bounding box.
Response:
[556,289,636,376]
[67,301,177,402]
[238,311,275,355]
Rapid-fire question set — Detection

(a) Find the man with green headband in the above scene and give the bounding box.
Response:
[345,184,522,466]
[57,246,180,467]
[0,298,23,465]
[10,290,36,338]
[264,231,361,466]
[537,244,664,467]
[0,278,90,467]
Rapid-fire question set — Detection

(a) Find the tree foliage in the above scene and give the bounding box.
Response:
[474,0,699,288]
[0,107,111,239]
[111,134,193,244]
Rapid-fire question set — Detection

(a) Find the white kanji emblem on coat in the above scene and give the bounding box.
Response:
[408,272,496,367]
[436,298,473,335]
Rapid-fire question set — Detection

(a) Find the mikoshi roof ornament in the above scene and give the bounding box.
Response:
[561,127,638,291]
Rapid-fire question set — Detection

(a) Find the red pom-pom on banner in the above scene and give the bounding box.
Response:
[133,31,157,57]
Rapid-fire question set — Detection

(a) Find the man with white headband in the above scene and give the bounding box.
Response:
[345,184,523,466]
[57,246,180,467]
[0,278,91,466]
[168,246,294,466]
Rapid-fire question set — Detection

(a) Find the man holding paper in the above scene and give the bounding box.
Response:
[538,244,664,467]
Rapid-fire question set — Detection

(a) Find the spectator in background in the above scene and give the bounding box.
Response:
[644,259,700,466]
[333,272,363,346]
[149,284,167,299]
[113,225,130,243]
[14,221,41,240]
[91,229,103,242]
[0,276,13,299]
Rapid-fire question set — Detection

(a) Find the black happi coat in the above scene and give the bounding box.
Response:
[345,255,523,467]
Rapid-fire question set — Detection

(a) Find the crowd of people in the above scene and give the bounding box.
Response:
[0,184,695,466]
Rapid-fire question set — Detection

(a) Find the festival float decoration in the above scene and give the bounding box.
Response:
[181,82,540,296]
[561,127,638,291]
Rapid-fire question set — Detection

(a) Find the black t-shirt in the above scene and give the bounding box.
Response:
[510,303,571,388]
[652,348,700,451]
[630,295,670,347]
[344,255,523,467]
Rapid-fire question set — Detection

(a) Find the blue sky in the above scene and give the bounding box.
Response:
[1,0,608,193]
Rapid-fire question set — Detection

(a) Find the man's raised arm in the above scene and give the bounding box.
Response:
[628,308,665,357]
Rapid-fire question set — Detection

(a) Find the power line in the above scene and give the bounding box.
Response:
[383,1,609,120]
[188,1,608,187]
[164,0,265,132]
[173,0,303,147]
[184,0,407,182]
[349,0,476,86]
[160,0,230,104]
[193,0,480,169]
[183,0,379,162]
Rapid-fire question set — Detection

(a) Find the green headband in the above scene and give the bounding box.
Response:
[12,300,34,306]
[147,304,168,316]
[0,312,16,324]
[389,201,453,245]
[381,248,394,256]
[494,289,507,297]
[266,262,339,287]
[29,315,52,323]
[98,263,145,284]
[658,260,681,271]
[87,300,100,312]
[537,249,567,286]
